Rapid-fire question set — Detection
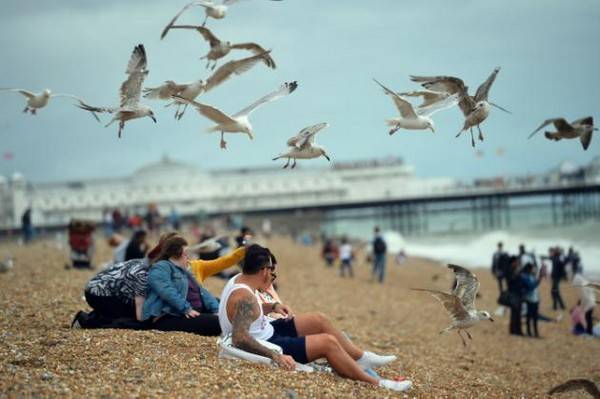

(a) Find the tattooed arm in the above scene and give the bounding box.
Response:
[230,290,296,370]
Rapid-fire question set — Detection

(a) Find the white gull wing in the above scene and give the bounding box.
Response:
[399,89,451,109]
[172,95,237,125]
[417,93,460,117]
[143,81,189,100]
[409,74,475,116]
[166,25,222,46]
[286,122,329,149]
[161,1,211,40]
[204,51,273,93]
[528,118,572,139]
[120,44,149,109]
[373,79,417,119]
[0,88,36,99]
[448,264,480,311]
[412,288,470,321]
[474,67,500,103]
[233,81,298,118]
[229,42,276,68]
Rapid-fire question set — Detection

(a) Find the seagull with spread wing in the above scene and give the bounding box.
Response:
[373,79,458,135]
[75,44,156,138]
[173,81,298,149]
[273,122,331,169]
[0,88,91,115]
[528,117,596,150]
[144,51,274,120]
[410,67,510,147]
[161,0,282,38]
[412,264,494,346]
[163,25,275,70]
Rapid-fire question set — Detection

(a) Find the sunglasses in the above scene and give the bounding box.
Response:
[262,265,277,281]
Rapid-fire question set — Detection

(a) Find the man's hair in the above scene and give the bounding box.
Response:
[242,244,272,275]
[152,236,188,264]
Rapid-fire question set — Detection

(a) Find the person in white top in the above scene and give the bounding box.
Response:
[218,244,412,393]
[338,237,354,278]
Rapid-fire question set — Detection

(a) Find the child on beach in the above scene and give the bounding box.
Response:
[339,237,354,278]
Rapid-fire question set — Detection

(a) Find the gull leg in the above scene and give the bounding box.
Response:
[477,125,484,141]
[219,131,227,149]
[291,158,297,169]
[177,104,188,120]
[211,62,217,71]
[22,106,29,114]
[174,104,181,119]
[31,108,37,115]
[457,330,467,347]
[283,158,290,169]
[470,128,475,147]
[202,14,208,27]
[205,59,211,69]
[465,330,473,340]
[455,128,464,138]
[118,121,124,138]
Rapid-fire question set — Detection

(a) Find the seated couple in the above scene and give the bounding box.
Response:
[219,244,413,392]
[72,232,245,335]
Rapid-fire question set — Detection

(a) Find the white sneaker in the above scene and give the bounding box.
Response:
[379,379,412,392]
[357,351,397,370]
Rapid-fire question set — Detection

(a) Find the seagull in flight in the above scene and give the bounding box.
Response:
[410,67,510,147]
[174,81,298,149]
[144,51,274,119]
[412,264,494,346]
[161,0,282,37]
[0,88,90,115]
[76,44,156,138]
[273,122,331,168]
[373,79,458,135]
[528,117,596,150]
[162,25,276,70]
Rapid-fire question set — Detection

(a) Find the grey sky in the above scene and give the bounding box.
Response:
[0,0,599,183]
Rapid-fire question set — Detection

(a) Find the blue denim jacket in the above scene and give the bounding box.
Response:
[141,260,219,321]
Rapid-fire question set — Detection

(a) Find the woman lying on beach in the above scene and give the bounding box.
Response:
[141,235,245,335]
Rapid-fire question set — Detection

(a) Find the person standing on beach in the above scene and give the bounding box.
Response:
[372,227,387,283]
[549,247,567,311]
[321,238,338,268]
[506,256,524,336]
[491,242,508,293]
[339,237,354,278]
[521,263,543,337]
[21,207,33,244]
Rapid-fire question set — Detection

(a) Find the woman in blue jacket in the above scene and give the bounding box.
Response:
[142,235,224,335]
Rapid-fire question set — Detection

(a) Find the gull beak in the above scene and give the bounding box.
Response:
[489,317,494,322]
[324,154,331,162]
[150,115,157,123]
[430,127,435,133]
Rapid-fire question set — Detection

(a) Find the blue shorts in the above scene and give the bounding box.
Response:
[267,318,308,364]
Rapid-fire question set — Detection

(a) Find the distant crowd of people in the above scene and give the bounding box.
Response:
[321,227,390,283]
[491,242,597,338]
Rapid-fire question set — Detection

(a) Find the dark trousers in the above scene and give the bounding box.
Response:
[551,279,565,310]
[85,291,136,319]
[495,276,505,293]
[372,254,386,283]
[509,300,523,335]
[340,259,353,278]
[525,301,539,337]
[585,309,594,335]
[78,291,146,330]
[152,313,221,336]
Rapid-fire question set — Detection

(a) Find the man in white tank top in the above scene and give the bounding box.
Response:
[218,245,412,392]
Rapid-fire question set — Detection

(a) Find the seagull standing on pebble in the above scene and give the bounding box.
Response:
[174,81,298,149]
[0,88,91,115]
[410,67,510,147]
[273,122,331,168]
[75,44,156,138]
[528,117,596,150]
[412,264,494,346]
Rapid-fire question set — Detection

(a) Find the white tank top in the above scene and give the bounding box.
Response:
[218,274,274,340]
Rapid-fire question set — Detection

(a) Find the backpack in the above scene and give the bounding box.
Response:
[373,237,386,254]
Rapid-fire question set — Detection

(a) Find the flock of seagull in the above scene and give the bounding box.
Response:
[0,0,596,172]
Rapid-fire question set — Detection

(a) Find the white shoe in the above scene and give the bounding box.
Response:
[379,379,412,392]
[357,351,397,370]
